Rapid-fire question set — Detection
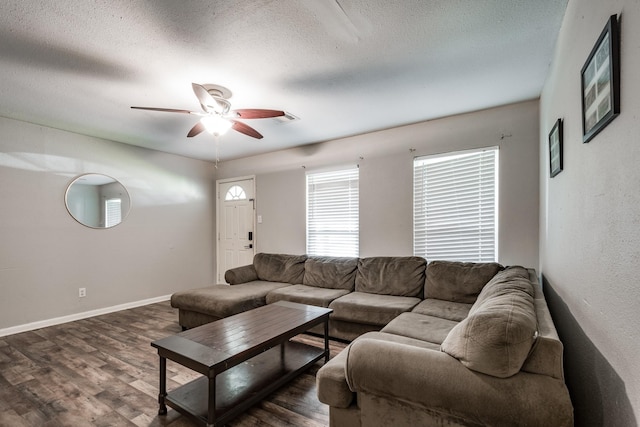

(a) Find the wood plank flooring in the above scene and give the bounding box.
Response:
[0,301,347,427]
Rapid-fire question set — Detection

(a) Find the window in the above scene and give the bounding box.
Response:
[306,167,359,257]
[225,185,247,201]
[414,147,498,262]
[105,198,122,227]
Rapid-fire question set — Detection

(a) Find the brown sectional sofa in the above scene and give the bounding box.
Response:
[170,253,574,426]
[172,253,428,339]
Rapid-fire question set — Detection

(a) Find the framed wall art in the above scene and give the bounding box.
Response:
[549,119,563,178]
[581,14,620,143]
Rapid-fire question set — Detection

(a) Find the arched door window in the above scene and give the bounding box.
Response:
[225,185,247,201]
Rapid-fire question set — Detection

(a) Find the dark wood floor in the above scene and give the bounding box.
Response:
[0,301,347,427]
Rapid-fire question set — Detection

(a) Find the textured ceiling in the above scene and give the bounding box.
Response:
[0,0,567,162]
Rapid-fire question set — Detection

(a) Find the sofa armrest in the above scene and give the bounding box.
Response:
[224,264,258,284]
[316,344,354,408]
[345,338,573,426]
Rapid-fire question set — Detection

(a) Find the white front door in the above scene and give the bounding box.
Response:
[217,177,255,283]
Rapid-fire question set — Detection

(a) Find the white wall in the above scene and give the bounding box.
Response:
[217,100,540,267]
[540,0,640,424]
[0,117,216,332]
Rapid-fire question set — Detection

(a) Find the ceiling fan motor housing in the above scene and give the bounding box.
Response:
[201,84,232,114]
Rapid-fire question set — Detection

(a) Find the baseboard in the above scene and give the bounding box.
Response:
[0,294,172,338]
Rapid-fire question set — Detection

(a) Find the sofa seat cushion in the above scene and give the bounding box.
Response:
[441,266,537,378]
[328,320,383,342]
[425,260,503,303]
[357,331,443,351]
[317,331,440,408]
[382,313,459,345]
[266,284,350,307]
[170,281,292,319]
[253,253,307,284]
[411,298,473,322]
[303,256,358,290]
[329,292,421,326]
[355,257,426,297]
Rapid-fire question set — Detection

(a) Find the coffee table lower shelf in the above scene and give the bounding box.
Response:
[165,340,325,427]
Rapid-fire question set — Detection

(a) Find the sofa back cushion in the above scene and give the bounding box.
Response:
[425,260,503,303]
[440,266,537,378]
[472,265,533,308]
[253,253,307,284]
[303,256,358,290]
[355,257,426,297]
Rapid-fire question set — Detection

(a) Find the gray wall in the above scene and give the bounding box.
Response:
[66,183,100,227]
[0,116,216,331]
[255,169,307,255]
[217,100,540,267]
[540,0,640,424]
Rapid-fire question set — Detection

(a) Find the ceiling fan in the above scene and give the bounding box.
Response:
[131,83,285,139]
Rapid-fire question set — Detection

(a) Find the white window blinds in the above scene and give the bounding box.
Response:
[105,198,122,228]
[414,147,498,262]
[307,167,359,257]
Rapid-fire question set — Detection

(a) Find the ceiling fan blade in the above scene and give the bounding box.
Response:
[187,121,206,138]
[232,109,285,119]
[192,83,221,113]
[131,106,194,114]
[231,120,263,139]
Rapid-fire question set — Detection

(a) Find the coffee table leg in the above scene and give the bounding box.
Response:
[324,318,330,362]
[158,356,167,415]
[207,376,216,425]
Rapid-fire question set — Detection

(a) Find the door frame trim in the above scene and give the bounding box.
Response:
[216,175,256,284]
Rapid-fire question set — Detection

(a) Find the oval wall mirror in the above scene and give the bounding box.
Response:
[65,173,131,229]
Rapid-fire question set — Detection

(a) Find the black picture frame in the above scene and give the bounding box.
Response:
[549,119,563,177]
[581,14,620,143]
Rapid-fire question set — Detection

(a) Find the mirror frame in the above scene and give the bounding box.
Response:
[64,173,131,229]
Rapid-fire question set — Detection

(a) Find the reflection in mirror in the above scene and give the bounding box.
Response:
[65,174,131,228]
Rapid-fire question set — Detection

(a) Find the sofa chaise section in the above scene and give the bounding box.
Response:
[171,253,306,329]
[170,281,291,329]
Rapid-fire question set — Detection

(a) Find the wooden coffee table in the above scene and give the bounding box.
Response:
[151,301,333,427]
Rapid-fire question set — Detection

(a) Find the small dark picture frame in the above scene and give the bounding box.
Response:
[581,14,620,143]
[549,119,563,177]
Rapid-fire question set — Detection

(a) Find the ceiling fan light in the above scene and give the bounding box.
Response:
[201,115,232,136]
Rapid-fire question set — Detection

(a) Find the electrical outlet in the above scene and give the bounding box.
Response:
[79,287,86,298]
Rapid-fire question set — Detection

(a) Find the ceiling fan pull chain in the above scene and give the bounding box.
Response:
[215,137,220,168]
